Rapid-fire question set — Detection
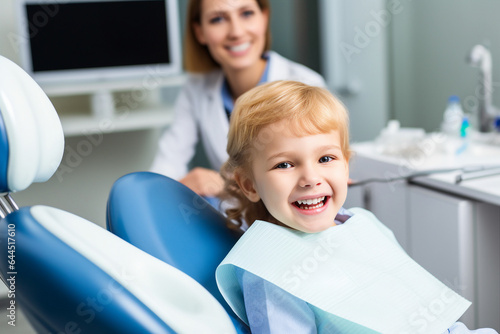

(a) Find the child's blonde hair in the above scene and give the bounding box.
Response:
[221,80,351,229]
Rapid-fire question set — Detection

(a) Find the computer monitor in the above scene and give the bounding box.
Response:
[16,0,182,87]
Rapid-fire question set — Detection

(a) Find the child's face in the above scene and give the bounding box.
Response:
[237,121,349,233]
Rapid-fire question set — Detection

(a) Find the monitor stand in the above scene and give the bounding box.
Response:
[91,90,115,118]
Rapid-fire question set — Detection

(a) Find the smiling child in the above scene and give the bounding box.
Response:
[216,81,497,334]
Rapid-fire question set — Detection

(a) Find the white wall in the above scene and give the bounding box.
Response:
[320,0,500,139]
[320,0,390,142]
[0,0,17,62]
[391,0,500,132]
[11,131,161,227]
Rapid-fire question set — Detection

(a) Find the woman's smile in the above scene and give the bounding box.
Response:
[227,41,251,54]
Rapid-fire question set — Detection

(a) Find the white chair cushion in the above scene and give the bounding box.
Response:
[31,205,236,334]
[0,56,64,192]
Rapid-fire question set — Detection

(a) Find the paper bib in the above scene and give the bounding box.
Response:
[216,208,470,334]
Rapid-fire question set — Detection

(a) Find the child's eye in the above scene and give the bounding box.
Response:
[319,156,334,163]
[274,162,293,169]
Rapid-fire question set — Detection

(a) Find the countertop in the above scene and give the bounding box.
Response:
[351,135,500,206]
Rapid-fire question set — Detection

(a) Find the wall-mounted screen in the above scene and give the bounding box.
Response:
[17,0,181,86]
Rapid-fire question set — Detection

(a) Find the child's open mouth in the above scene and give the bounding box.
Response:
[292,196,329,210]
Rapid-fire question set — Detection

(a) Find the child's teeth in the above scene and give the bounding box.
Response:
[297,196,325,206]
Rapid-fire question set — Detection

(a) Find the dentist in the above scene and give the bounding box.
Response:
[150,0,326,197]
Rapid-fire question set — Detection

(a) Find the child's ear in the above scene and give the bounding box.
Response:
[234,171,260,203]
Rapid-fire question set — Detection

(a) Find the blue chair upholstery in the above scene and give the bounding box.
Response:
[107,171,250,333]
[0,207,176,334]
[0,55,236,333]
[0,112,9,191]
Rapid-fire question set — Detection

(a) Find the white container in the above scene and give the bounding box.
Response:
[441,95,465,137]
[375,120,426,156]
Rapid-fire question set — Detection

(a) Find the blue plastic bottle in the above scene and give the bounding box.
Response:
[456,117,470,155]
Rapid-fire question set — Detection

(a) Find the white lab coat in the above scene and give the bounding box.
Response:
[150,51,326,179]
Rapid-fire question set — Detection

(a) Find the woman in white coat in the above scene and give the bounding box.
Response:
[150,0,326,197]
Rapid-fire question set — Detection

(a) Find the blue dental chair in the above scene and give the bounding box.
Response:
[0,55,237,333]
[106,172,249,333]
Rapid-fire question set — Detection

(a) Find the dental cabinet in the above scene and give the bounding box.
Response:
[346,142,500,330]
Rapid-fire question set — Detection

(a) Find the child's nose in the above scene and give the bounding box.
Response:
[298,168,322,188]
[300,181,322,188]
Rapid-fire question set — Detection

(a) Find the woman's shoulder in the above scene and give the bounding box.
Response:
[183,69,224,92]
[268,51,326,88]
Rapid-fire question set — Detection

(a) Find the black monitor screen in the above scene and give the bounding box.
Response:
[25,0,170,73]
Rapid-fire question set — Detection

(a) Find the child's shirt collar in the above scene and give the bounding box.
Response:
[334,207,353,225]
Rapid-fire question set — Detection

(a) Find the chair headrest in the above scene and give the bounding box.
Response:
[0,55,64,193]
